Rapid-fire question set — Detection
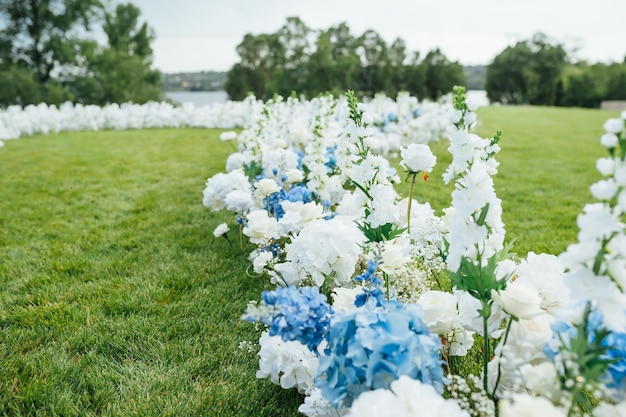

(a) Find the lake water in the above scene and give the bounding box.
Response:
[165,91,229,106]
[164,90,490,107]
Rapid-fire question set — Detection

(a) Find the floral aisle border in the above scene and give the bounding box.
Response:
[204,87,626,417]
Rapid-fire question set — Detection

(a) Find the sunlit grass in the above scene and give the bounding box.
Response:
[0,105,618,415]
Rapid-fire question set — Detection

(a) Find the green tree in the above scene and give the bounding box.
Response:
[525,33,567,105]
[354,29,390,96]
[226,32,284,99]
[71,3,161,104]
[421,48,465,100]
[485,41,532,104]
[388,38,407,96]
[404,51,426,98]
[486,33,567,105]
[0,0,101,104]
[557,63,602,108]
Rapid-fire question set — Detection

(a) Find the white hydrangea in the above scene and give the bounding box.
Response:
[278,216,365,287]
[345,376,470,417]
[202,169,250,211]
[499,393,566,417]
[256,331,319,395]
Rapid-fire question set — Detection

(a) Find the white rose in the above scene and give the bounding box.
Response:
[379,238,410,275]
[254,178,281,196]
[418,291,458,335]
[243,210,278,243]
[284,169,304,184]
[601,133,619,148]
[212,223,229,237]
[491,281,543,319]
[400,143,437,173]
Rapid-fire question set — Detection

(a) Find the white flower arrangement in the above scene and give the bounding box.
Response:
[200,89,626,417]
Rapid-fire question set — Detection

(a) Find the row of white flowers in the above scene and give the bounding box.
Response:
[0,92,447,153]
[205,88,626,417]
[0,97,261,144]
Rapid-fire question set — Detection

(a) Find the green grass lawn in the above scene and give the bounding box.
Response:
[0,106,619,416]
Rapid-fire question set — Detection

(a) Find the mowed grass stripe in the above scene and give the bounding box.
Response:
[0,105,619,415]
[0,129,302,416]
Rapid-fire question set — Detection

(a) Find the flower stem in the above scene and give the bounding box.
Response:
[407,172,417,234]
[491,316,514,398]
[483,311,490,394]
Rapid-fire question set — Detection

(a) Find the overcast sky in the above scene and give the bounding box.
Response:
[127,0,626,73]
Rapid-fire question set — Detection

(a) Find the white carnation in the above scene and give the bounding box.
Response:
[603,118,624,134]
[601,133,619,148]
[590,178,618,200]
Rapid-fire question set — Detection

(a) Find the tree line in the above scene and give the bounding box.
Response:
[226,19,626,108]
[486,33,626,107]
[225,17,466,101]
[0,0,161,107]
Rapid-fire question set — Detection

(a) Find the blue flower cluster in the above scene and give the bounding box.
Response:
[544,309,626,399]
[603,331,626,393]
[246,286,333,354]
[264,184,315,219]
[316,299,444,408]
[324,145,337,172]
[354,260,385,307]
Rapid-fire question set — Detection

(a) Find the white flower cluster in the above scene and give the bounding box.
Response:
[559,111,626,332]
[207,92,626,416]
[346,376,470,417]
[442,102,505,272]
[0,97,264,146]
[256,331,319,395]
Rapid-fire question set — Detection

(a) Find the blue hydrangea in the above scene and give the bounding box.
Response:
[316,298,444,408]
[245,286,333,354]
[264,189,287,219]
[286,185,313,203]
[544,309,626,398]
